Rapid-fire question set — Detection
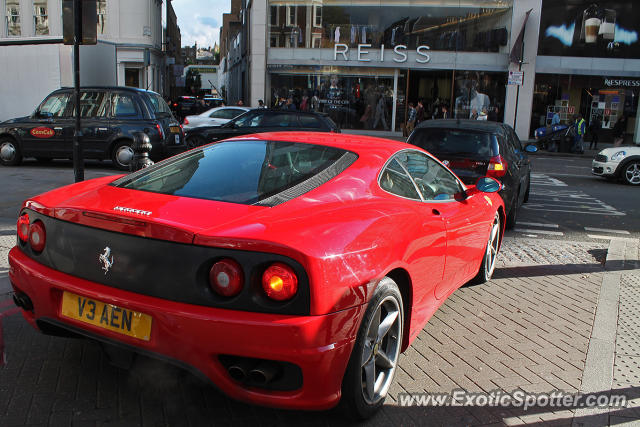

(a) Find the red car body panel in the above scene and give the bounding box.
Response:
[8,131,504,410]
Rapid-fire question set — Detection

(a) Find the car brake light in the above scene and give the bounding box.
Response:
[28,220,46,253]
[209,259,244,297]
[262,263,298,301]
[183,117,189,125]
[17,213,29,242]
[487,155,507,178]
[156,123,164,139]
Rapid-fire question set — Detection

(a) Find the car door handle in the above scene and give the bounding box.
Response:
[432,209,440,216]
[54,127,63,130]
[98,127,108,131]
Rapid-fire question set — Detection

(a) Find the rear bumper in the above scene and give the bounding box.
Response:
[8,247,362,410]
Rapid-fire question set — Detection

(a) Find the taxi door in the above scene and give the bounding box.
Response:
[21,92,73,158]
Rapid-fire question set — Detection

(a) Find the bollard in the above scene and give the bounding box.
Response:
[130,131,154,172]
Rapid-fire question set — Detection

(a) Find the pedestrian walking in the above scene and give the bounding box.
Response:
[589,115,601,149]
[415,100,425,124]
[406,102,417,135]
[572,114,586,154]
[612,115,627,147]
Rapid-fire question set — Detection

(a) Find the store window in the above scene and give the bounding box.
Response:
[97,0,107,35]
[269,66,394,131]
[453,71,506,120]
[33,0,48,35]
[6,0,20,36]
[267,0,512,51]
[531,74,639,141]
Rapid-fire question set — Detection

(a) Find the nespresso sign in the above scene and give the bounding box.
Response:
[604,79,640,87]
[333,44,431,63]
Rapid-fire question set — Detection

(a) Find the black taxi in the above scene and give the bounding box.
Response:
[0,87,185,170]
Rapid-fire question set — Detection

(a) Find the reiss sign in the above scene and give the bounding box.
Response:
[333,43,432,63]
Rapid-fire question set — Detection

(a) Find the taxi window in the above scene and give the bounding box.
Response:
[38,93,71,117]
[111,93,139,117]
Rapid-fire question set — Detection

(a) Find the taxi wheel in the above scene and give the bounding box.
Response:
[341,277,403,420]
[111,141,134,171]
[0,138,22,166]
[473,213,501,284]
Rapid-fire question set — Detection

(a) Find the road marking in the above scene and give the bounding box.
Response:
[516,222,559,228]
[530,173,568,187]
[584,227,630,235]
[587,235,637,242]
[513,228,564,236]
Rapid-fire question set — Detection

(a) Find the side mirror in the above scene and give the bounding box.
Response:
[525,144,538,153]
[476,177,502,193]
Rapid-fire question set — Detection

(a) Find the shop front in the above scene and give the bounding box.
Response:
[265,0,513,133]
[533,0,640,142]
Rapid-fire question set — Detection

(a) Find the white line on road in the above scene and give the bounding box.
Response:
[584,227,630,235]
[587,235,637,242]
[513,228,564,236]
[516,222,560,228]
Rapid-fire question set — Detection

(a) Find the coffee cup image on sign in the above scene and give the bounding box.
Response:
[580,3,602,44]
[598,9,616,41]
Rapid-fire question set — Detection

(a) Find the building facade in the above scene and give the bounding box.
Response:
[241,0,639,143]
[0,0,165,122]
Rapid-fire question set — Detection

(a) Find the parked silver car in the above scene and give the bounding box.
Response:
[182,106,251,130]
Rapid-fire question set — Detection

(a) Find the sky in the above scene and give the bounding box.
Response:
[172,0,229,49]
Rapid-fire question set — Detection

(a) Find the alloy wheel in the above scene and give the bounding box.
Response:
[360,295,402,405]
[485,215,500,278]
[624,162,640,185]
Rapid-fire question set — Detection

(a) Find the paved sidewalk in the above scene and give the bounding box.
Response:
[0,228,639,425]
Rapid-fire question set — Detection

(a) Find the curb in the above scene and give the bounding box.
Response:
[572,238,636,426]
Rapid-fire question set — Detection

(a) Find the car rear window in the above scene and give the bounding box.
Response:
[147,93,172,115]
[299,115,323,128]
[410,128,498,159]
[115,140,355,205]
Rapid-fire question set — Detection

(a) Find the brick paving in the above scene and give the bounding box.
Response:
[0,226,638,426]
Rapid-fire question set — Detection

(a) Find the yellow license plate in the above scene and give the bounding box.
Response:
[60,291,152,341]
[169,126,180,133]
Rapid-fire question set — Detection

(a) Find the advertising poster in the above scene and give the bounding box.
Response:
[538,0,640,58]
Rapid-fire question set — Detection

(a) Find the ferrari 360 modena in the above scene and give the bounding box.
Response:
[8,132,504,419]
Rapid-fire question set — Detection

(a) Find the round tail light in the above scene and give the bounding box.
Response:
[17,213,30,242]
[209,259,243,297]
[28,221,46,253]
[262,263,298,301]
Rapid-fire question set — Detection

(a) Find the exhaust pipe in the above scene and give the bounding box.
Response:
[12,293,33,311]
[227,358,255,382]
[248,361,281,385]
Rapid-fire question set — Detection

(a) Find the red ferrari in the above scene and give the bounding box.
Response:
[8,132,504,418]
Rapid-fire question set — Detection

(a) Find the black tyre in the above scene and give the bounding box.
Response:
[111,141,134,171]
[187,135,204,149]
[622,161,640,185]
[523,179,530,203]
[473,213,501,284]
[0,138,23,166]
[341,277,403,420]
[505,190,519,229]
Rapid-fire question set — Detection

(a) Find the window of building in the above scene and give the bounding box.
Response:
[97,0,107,35]
[33,0,48,35]
[313,5,322,27]
[286,5,296,26]
[269,5,278,26]
[6,0,20,36]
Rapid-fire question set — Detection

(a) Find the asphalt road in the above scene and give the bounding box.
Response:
[512,154,640,243]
